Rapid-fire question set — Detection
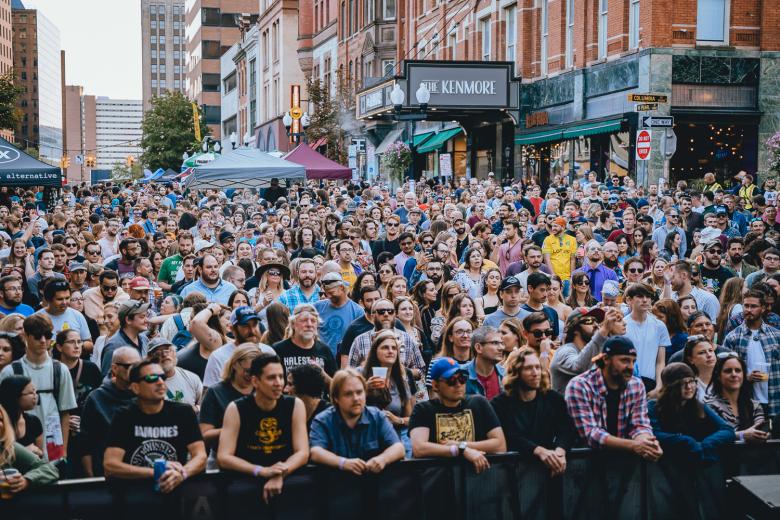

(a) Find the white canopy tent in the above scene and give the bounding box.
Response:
[183,148,305,190]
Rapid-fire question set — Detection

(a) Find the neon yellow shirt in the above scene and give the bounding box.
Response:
[542,233,577,280]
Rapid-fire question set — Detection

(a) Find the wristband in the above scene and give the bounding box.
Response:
[253,465,264,478]
[180,468,188,480]
[738,431,744,442]
[338,457,346,470]
[449,445,458,457]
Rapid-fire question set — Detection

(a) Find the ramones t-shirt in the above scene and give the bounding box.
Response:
[409,395,500,444]
[107,401,203,467]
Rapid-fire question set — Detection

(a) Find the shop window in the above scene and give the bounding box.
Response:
[697,0,728,43]
[480,18,490,61]
[629,0,640,49]
[505,6,516,62]
[598,0,608,59]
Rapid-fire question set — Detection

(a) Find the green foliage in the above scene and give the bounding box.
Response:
[382,141,412,186]
[141,91,209,171]
[304,76,347,165]
[111,161,144,183]
[0,70,23,130]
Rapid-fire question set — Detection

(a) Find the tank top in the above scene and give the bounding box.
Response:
[234,395,295,467]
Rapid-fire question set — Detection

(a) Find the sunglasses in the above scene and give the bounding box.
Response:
[579,317,597,325]
[375,308,395,315]
[101,285,118,291]
[716,351,739,360]
[422,240,434,245]
[530,329,554,338]
[442,373,468,386]
[574,280,589,286]
[31,331,53,340]
[139,373,167,384]
[627,268,643,274]
[386,223,400,227]
[267,270,281,276]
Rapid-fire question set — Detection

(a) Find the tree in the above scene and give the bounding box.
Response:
[110,161,144,183]
[0,70,23,131]
[304,76,347,165]
[141,90,209,171]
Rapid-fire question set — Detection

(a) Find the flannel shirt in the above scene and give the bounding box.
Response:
[724,312,780,338]
[722,322,780,417]
[277,284,321,312]
[347,328,426,374]
[565,368,653,448]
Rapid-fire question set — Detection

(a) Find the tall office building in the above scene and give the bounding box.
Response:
[12,0,62,164]
[184,0,258,139]
[141,0,186,111]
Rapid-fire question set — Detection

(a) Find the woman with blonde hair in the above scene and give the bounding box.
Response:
[385,275,409,301]
[429,281,462,346]
[0,313,25,338]
[0,404,59,493]
[498,318,526,363]
[716,277,745,341]
[548,275,572,323]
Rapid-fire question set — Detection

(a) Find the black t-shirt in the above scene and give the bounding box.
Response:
[605,388,620,436]
[107,401,202,466]
[177,345,208,380]
[199,380,246,428]
[234,395,295,466]
[700,265,735,298]
[69,360,104,413]
[272,338,338,377]
[409,395,500,443]
[17,412,42,447]
[521,303,560,338]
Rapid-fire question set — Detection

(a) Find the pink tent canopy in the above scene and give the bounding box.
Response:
[283,144,351,180]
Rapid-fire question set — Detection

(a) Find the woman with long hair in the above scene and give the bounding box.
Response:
[682,335,717,400]
[0,313,25,337]
[323,214,340,242]
[703,353,768,441]
[648,362,734,460]
[498,318,526,362]
[411,280,438,341]
[349,271,378,303]
[436,317,473,365]
[574,225,596,264]
[429,281,462,346]
[445,293,481,328]
[640,239,659,271]
[149,250,165,279]
[385,275,409,301]
[0,330,25,372]
[453,245,487,299]
[565,271,597,308]
[660,230,683,262]
[652,299,688,358]
[678,295,698,325]
[477,267,502,318]
[548,275,573,323]
[647,258,669,297]
[260,303,290,346]
[631,228,648,256]
[616,234,632,266]
[189,302,232,373]
[228,289,250,309]
[252,263,288,312]
[716,278,745,340]
[395,296,432,365]
[0,404,59,492]
[0,375,43,457]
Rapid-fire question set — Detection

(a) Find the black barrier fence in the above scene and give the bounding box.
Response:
[5,442,780,520]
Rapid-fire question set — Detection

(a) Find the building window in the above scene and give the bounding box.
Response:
[448,32,456,59]
[505,6,516,62]
[697,0,728,43]
[383,0,395,20]
[629,0,640,48]
[350,0,355,34]
[202,7,221,26]
[174,79,180,89]
[151,20,157,29]
[273,23,279,60]
[223,72,237,93]
[151,79,158,88]
[340,2,346,38]
[150,5,157,14]
[540,0,548,75]
[365,0,374,24]
[598,0,607,60]
[565,0,573,67]
[480,18,490,61]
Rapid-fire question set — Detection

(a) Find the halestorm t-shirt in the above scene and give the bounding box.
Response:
[107,401,203,467]
[409,395,500,444]
[272,338,338,377]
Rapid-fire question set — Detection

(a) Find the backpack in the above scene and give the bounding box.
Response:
[171,314,193,350]
[13,359,61,405]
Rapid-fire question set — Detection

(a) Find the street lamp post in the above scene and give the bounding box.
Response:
[229,131,237,150]
[201,136,221,154]
[283,112,311,144]
[389,82,430,181]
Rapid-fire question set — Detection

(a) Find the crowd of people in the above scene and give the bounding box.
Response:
[0,169,777,503]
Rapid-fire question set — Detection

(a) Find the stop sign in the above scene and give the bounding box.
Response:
[636,129,652,160]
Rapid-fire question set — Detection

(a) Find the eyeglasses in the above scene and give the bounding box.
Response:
[375,308,395,315]
[139,373,167,384]
[681,377,697,388]
[530,329,554,338]
[65,243,78,247]
[707,249,723,255]
[442,373,468,386]
[453,329,472,336]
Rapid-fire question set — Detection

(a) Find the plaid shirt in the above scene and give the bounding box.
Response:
[277,284,321,312]
[565,368,652,448]
[722,321,780,416]
[347,328,426,374]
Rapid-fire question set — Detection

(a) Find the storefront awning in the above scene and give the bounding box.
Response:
[407,131,436,148]
[416,127,462,154]
[514,128,563,146]
[375,128,405,155]
[561,118,623,139]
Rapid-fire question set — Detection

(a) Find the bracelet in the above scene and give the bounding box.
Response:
[449,445,458,457]
[180,467,188,480]
[253,465,264,478]
[738,431,745,442]
[338,457,346,470]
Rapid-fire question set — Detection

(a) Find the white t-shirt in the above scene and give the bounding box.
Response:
[746,333,769,404]
[624,314,671,381]
[202,341,275,388]
[165,366,204,406]
[38,308,91,341]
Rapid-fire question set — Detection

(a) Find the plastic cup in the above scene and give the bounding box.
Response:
[373,367,388,379]
[0,468,20,499]
[756,362,771,381]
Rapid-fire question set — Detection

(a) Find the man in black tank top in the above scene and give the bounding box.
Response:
[217,354,309,504]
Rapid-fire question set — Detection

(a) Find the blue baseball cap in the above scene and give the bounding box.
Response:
[428,357,468,381]
[231,306,261,326]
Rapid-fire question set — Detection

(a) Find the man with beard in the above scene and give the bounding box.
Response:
[158,232,195,292]
[551,307,625,393]
[573,240,618,303]
[337,286,382,367]
[670,260,720,321]
[273,304,338,383]
[98,218,120,258]
[453,215,472,261]
[623,283,670,393]
[314,273,364,358]
[699,241,735,298]
[493,220,524,277]
[601,241,624,281]
[408,253,450,290]
[105,238,140,276]
[565,336,662,460]
[370,214,402,268]
[147,337,202,409]
[26,249,66,304]
[84,270,129,320]
[218,231,237,260]
[724,237,757,278]
[101,299,151,376]
[278,258,321,312]
[337,239,363,288]
[152,232,170,258]
[531,214,556,248]
[180,254,237,305]
[0,274,34,316]
[509,244,550,284]
[203,306,275,387]
[68,262,89,294]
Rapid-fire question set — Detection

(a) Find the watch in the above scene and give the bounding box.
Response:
[458,442,468,455]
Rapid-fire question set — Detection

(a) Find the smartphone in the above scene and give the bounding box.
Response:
[759,419,772,434]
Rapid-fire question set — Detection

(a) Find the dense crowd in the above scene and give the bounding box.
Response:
[0,169,778,503]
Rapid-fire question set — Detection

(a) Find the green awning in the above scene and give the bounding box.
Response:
[561,118,623,139]
[416,128,463,154]
[514,129,563,146]
[406,131,436,147]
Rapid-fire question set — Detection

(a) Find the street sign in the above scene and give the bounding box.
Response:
[642,116,674,127]
[664,129,677,158]
[634,103,658,112]
[628,94,668,103]
[636,129,652,161]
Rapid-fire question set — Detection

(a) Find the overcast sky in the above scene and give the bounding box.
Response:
[25,0,141,99]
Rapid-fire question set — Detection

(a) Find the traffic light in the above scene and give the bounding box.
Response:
[60,156,70,169]
[85,156,96,168]
[126,155,136,167]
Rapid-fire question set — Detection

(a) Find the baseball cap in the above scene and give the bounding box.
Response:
[546,187,558,196]
[118,299,150,323]
[714,205,728,215]
[603,336,637,357]
[428,357,468,381]
[499,275,522,292]
[636,199,649,208]
[218,231,235,244]
[321,272,347,287]
[68,261,87,272]
[566,306,606,329]
[703,240,723,251]
[194,239,215,253]
[129,277,151,291]
[153,232,166,242]
[231,305,261,326]
[147,337,174,354]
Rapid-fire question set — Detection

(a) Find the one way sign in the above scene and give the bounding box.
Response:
[642,116,674,128]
